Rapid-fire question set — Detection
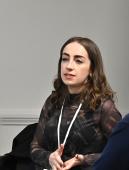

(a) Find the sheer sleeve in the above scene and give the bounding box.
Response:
[30,95,52,169]
[83,99,122,167]
[100,99,122,138]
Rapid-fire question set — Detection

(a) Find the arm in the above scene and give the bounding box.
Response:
[76,99,122,168]
[62,100,122,170]
[30,96,52,168]
[31,95,64,170]
[100,99,122,137]
[78,99,122,168]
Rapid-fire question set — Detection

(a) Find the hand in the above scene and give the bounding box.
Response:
[49,144,64,170]
[62,154,84,170]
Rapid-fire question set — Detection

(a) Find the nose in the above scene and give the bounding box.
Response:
[66,60,74,70]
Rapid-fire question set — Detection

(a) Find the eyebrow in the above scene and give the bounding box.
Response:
[62,52,85,59]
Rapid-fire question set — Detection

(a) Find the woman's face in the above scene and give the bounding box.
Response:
[61,42,91,94]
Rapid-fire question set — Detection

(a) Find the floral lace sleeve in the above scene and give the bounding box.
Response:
[83,99,122,167]
[30,95,52,169]
[100,99,122,138]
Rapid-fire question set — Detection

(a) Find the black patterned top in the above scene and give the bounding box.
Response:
[30,93,121,170]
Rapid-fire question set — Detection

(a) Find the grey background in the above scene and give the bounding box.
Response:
[0,0,129,154]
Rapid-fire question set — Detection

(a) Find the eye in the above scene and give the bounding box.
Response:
[61,57,69,62]
[76,59,83,64]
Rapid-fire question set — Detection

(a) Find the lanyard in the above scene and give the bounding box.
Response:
[57,99,82,147]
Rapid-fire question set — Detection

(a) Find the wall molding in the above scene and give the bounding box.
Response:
[0,114,38,125]
[0,108,128,126]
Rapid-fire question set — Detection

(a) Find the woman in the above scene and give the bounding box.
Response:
[31,37,121,170]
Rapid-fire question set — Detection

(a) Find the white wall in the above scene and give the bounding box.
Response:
[0,0,129,155]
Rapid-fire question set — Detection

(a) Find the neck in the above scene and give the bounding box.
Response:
[68,85,85,94]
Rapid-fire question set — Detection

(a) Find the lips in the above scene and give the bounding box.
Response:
[64,73,75,79]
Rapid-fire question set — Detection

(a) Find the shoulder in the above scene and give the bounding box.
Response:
[42,91,56,107]
[101,99,121,117]
[101,99,115,110]
[100,98,121,119]
[40,92,55,117]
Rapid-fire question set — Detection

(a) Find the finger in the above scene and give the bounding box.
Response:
[52,165,57,170]
[49,153,63,170]
[58,144,64,155]
[56,154,64,167]
[75,154,85,164]
[60,144,64,150]
[75,154,78,159]
[53,160,63,170]
[63,163,70,170]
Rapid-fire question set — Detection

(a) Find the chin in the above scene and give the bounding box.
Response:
[63,81,75,86]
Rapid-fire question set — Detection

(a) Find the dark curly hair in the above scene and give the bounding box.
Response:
[51,37,115,110]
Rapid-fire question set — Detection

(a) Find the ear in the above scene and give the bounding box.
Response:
[89,73,92,77]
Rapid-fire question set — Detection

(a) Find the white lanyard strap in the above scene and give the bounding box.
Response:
[57,99,65,147]
[57,100,82,147]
